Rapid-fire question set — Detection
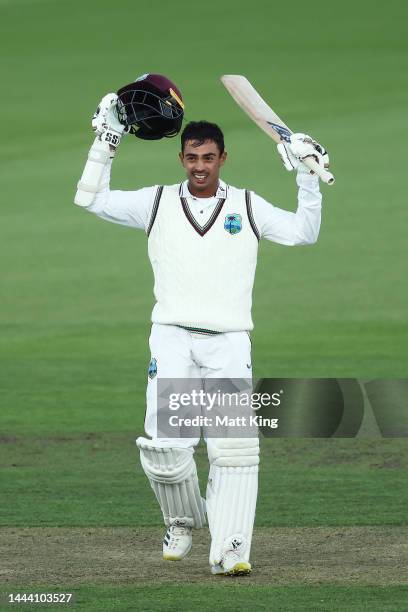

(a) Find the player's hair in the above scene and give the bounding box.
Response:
[181,121,225,154]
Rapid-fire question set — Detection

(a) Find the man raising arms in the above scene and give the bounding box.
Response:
[74,74,329,576]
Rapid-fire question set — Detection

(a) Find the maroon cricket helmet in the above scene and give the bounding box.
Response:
[116,73,184,140]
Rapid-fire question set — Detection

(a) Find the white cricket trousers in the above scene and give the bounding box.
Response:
[144,323,252,446]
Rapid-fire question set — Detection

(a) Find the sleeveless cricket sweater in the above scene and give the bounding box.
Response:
[147,184,260,332]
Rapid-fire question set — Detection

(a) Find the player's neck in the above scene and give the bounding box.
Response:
[187,180,219,198]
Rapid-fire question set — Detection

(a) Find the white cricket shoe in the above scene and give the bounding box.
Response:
[163,523,192,561]
[211,533,251,576]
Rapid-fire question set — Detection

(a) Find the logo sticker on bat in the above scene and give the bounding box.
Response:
[267,122,292,142]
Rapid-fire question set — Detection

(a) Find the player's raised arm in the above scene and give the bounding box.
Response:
[251,134,329,245]
[75,92,126,205]
[74,92,155,230]
[74,74,185,231]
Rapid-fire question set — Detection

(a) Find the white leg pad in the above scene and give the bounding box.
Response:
[206,438,259,565]
[207,437,260,467]
[136,437,206,528]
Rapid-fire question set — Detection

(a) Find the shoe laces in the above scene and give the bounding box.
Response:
[223,549,241,565]
[169,525,190,537]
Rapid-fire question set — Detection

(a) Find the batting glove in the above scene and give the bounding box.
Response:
[277,133,329,175]
[92,93,128,154]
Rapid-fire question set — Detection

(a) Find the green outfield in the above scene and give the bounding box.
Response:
[1,0,407,609]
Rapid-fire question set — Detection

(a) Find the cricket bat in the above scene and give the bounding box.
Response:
[221,75,335,185]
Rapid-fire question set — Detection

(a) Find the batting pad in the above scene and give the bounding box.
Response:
[136,437,206,529]
[206,438,259,564]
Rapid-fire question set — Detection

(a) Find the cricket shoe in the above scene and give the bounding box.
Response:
[163,522,192,561]
[211,534,251,576]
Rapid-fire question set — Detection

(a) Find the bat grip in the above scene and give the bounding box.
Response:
[303,157,335,185]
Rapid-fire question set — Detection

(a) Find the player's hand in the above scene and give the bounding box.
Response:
[92,93,128,150]
[277,133,329,175]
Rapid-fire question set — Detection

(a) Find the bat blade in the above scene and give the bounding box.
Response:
[221,75,335,185]
[221,75,292,144]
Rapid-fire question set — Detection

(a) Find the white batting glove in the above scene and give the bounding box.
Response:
[92,93,127,153]
[277,133,329,175]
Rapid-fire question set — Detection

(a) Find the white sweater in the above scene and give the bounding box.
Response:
[75,158,322,331]
[148,184,258,332]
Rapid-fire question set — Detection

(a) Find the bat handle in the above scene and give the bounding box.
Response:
[303,157,335,185]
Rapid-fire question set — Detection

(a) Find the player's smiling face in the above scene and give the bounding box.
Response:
[180,139,227,197]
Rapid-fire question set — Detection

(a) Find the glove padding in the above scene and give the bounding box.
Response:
[277,133,329,175]
[92,93,128,152]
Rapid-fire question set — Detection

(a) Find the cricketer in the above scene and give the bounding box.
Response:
[74,73,329,576]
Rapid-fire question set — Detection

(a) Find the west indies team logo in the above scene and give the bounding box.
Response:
[148,358,157,379]
[224,213,242,235]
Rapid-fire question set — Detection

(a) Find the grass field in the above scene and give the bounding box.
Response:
[1,0,408,610]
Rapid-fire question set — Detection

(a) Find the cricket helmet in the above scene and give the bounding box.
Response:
[116,73,184,140]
